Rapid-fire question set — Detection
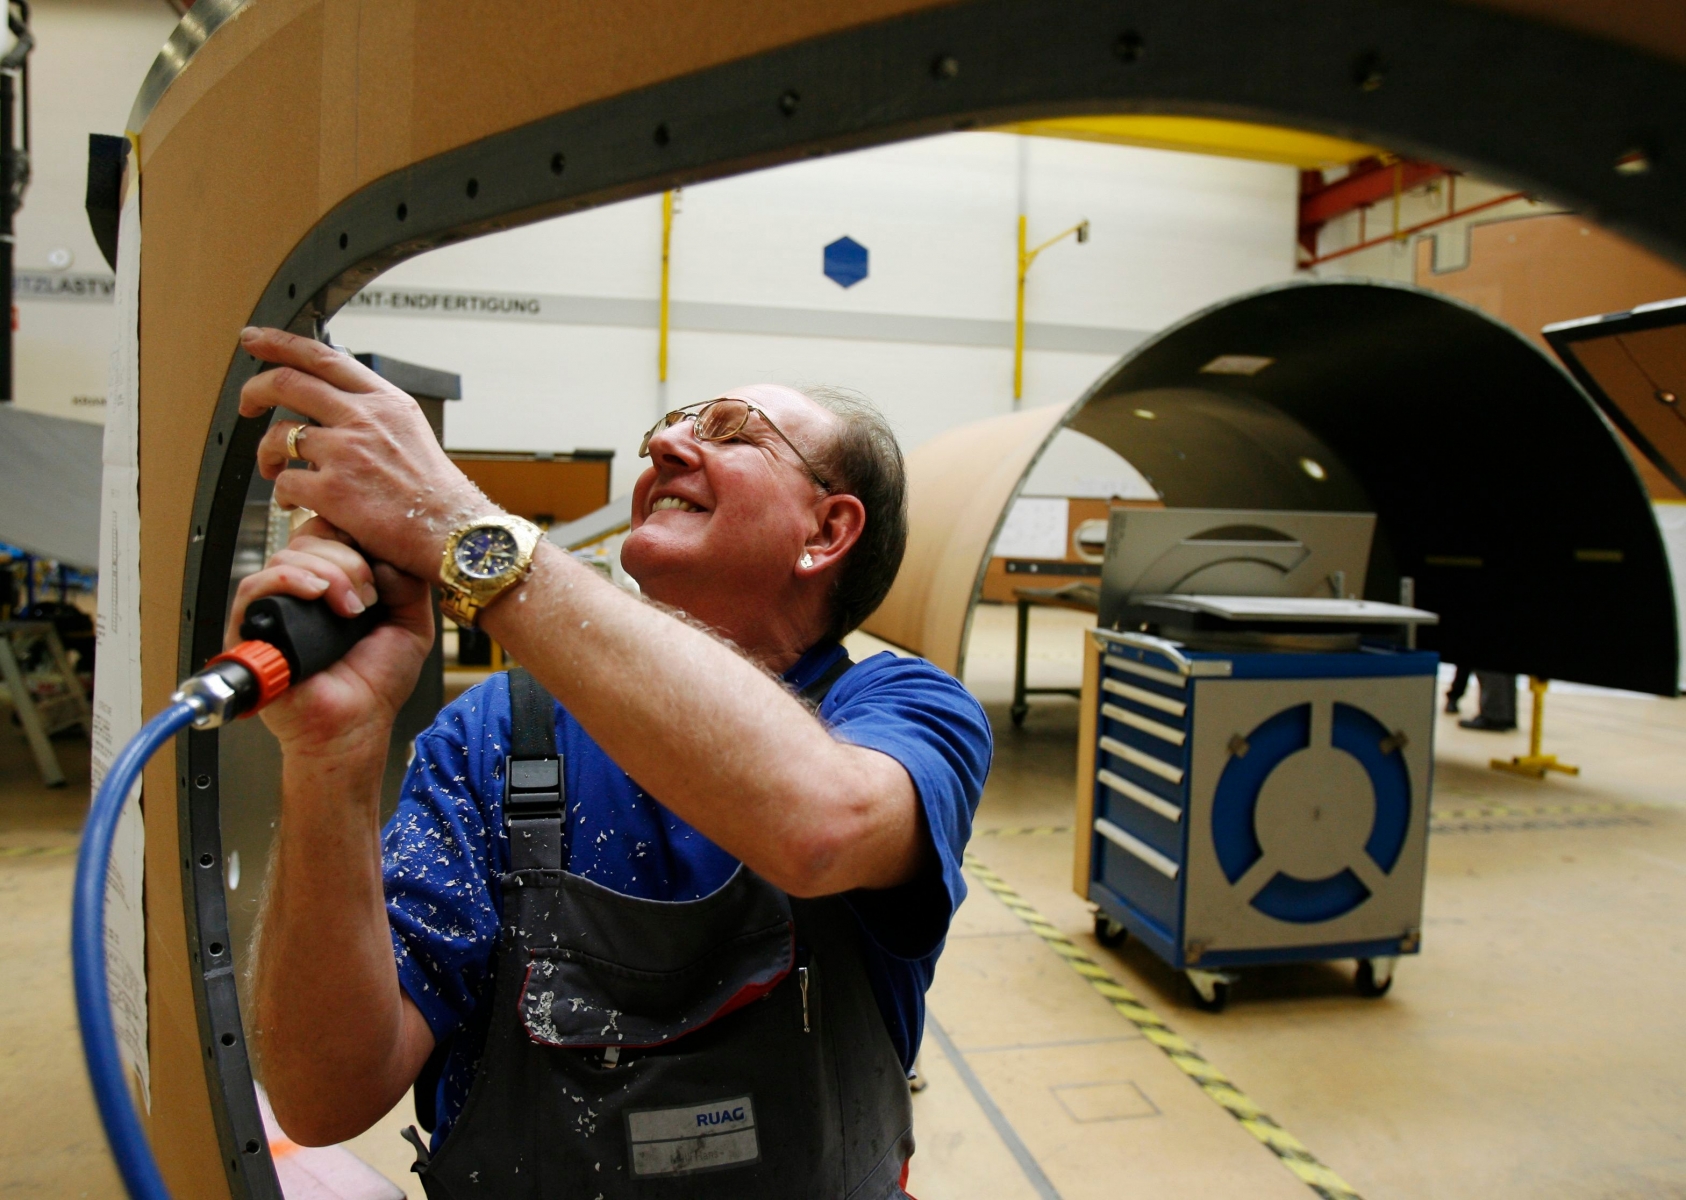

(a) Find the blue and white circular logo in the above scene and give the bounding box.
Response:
[1210,702,1410,924]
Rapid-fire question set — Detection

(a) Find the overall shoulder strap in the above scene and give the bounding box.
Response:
[409,668,564,1140]
[504,667,565,871]
[508,666,558,758]
[797,652,855,712]
[409,669,565,1148]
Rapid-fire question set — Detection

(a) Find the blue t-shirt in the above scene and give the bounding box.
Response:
[382,642,992,1145]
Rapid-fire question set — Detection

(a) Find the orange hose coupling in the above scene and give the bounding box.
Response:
[208,639,292,715]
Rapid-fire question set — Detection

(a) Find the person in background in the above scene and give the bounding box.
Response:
[1458,670,1518,732]
[1443,663,1471,714]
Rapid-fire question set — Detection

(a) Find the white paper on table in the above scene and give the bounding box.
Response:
[993,496,1070,561]
[89,147,148,1111]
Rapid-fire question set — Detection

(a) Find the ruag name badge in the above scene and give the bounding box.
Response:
[626,1095,759,1176]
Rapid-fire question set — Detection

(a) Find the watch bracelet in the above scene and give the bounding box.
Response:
[439,514,542,629]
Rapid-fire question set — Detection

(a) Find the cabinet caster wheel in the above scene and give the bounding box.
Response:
[1355,957,1395,998]
[1186,969,1233,1013]
[1094,913,1128,948]
[1189,979,1229,1013]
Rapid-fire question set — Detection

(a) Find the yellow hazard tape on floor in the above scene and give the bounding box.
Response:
[963,851,1363,1200]
[979,803,1657,840]
[0,843,76,859]
[1429,800,1651,833]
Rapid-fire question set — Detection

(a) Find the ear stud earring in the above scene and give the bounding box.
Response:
[800,552,815,569]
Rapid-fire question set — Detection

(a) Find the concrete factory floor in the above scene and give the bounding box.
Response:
[6,602,1686,1197]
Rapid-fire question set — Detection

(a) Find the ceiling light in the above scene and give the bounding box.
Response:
[1133,408,1157,420]
[1615,149,1651,176]
[1299,457,1327,481]
[1200,354,1274,376]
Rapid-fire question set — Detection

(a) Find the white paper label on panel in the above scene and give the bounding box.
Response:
[994,496,1069,561]
[89,156,148,1111]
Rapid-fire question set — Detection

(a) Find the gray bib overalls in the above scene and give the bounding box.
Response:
[414,663,915,1199]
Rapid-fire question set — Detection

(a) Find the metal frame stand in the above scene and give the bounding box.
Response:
[0,620,90,787]
[1010,598,1082,726]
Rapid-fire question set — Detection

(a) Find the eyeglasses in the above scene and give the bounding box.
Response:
[638,398,832,491]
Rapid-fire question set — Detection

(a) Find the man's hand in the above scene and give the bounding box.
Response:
[238,326,495,582]
[228,516,434,753]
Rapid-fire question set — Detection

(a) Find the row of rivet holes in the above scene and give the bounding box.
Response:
[297,45,1041,276]
[291,152,570,299]
[267,32,1657,295]
[183,765,242,1157]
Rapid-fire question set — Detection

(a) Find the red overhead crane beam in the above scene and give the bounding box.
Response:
[1303,188,1528,266]
[1298,157,1448,257]
[1301,158,1446,226]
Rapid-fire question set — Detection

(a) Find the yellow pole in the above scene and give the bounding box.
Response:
[1391,161,1403,242]
[1527,676,1547,759]
[1491,676,1580,779]
[659,189,674,383]
[1014,217,1087,407]
[1014,213,1027,405]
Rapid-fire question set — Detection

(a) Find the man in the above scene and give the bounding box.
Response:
[233,327,991,1198]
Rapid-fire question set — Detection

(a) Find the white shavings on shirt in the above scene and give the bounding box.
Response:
[383,655,983,1144]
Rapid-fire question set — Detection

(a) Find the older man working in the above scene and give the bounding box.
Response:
[233,327,990,1199]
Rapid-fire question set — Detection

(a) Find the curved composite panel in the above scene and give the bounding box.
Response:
[867,280,1676,693]
[133,1,1686,1193]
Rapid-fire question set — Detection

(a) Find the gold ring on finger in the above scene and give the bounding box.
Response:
[286,422,309,461]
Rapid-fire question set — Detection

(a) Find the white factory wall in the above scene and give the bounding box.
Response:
[331,132,1299,496]
[1302,169,1557,284]
[5,0,1302,486]
[8,0,176,422]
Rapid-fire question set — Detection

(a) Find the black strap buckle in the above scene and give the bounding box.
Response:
[504,667,566,871]
[504,754,563,818]
[505,753,565,871]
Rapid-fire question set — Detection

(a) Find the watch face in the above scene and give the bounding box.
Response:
[454,526,520,580]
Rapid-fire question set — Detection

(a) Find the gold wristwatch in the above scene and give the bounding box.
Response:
[438,513,544,628]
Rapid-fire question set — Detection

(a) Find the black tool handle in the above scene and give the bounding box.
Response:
[239,594,385,683]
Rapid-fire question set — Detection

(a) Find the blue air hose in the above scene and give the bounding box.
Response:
[71,699,199,1200]
[71,593,383,1197]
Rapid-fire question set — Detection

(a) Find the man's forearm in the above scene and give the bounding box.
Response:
[253,734,431,1144]
[481,545,922,896]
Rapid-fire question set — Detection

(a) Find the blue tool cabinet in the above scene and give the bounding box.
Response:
[1084,628,1437,1009]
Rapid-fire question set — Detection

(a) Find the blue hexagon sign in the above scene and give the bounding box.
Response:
[823,235,869,288]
